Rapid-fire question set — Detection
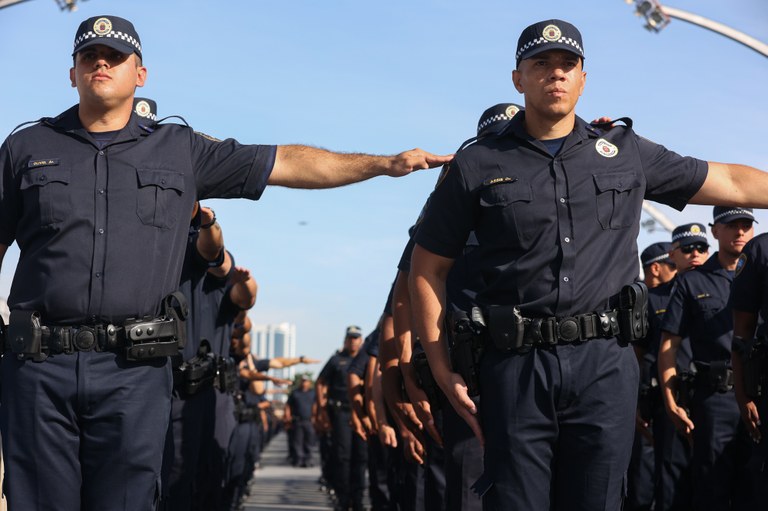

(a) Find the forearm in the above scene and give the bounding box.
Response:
[658,333,681,410]
[348,373,366,419]
[269,356,303,369]
[409,245,454,385]
[230,276,258,310]
[315,380,328,408]
[732,310,759,402]
[270,145,392,189]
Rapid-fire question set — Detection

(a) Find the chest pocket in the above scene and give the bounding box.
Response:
[692,294,726,322]
[593,171,641,230]
[136,168,185,229]
[20,165,73,226]
[478,178,535,244]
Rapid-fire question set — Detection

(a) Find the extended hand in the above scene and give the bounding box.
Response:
[386,149,453,177]
[667,404,694,440]
[402,371,442,446]
[738,398,762,443]
[438,371,484,446]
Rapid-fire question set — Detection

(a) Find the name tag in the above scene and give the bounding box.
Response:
[28,158,60,168]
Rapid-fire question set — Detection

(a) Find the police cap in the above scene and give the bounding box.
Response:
[73,15,142,60]
[712,206,756,225]
[345,325,363,338]
[671,223,708,247]
[476,103,523,137]
[640,242,673,267]
[516,19,584,67]
[133,97,157,121]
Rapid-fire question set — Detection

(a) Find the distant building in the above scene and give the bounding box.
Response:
[251,322,297,402]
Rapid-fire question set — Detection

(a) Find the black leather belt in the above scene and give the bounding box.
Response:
[486,305,621,353]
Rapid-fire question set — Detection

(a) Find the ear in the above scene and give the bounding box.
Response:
[512,69,524,93]
[69,67,76,88]
[136,65,147,88]
[578,70,587,97]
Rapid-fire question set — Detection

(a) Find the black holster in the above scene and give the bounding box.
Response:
[215,356,238,394]
[412,351,441,410]
[637,381,660,423]
[675,370,696,413]
[448,307,486,397]
[744,338,768,398]
[123,291,188,361]
[617,282,649,345]
[7,310,47,362]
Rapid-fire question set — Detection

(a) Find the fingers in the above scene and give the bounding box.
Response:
[459,409,485,447]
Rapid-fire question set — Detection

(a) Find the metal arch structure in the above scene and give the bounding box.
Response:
[0,0,85,11]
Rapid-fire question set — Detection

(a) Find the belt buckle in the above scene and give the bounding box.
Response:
[73,326,96,351]
[557,317,580,343]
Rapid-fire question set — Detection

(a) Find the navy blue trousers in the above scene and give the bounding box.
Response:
[477,338,637,511]
[328,406,368,509]
[441,395,483,511]
[626,427,655,510]
[689,384,752,510]
[0,351,171,511]
[652,404,692,510]
[160,385,216,511]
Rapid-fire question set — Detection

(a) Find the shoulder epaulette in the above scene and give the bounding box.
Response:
[588,116,633,135]
[8,118,48,137]
[156,115,190,127]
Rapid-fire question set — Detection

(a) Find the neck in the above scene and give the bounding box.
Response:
[523,110,576,140]
[78,100,133,132]
[644,275,661,288]
[717,250,739,271]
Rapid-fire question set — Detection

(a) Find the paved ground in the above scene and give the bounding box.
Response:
[242,432,333,511]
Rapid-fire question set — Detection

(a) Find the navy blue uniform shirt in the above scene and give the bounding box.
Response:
[318,350,353,404]
[662,254,734,363]
[287,388,316,420]
[731,233,768,337]
[348,332,378,379]
[0,105,275,324]
[415,114,707,316]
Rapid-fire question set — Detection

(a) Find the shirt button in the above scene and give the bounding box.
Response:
[563,276,570,282]
[98,189,105,194]
[559,197,566,203]
[39,175,46,182]
[98,228,105,235]
[95,272,102,278]
[161,179,166,185]
[98,151,104,156]
[564,237,570,243]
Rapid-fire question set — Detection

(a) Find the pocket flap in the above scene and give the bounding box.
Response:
[20,166,72,189]
[479,179,532,206]
[593,171,640,193]
[136,168,185,192]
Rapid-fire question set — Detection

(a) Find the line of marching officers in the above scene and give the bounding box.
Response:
[312,101,768,511]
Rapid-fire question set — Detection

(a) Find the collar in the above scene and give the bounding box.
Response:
[498,112,596,157]
[44,104,148,146]
[700,252,734,277]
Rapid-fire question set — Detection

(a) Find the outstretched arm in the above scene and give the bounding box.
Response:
[268,146,452,188]
[691,163,768,206]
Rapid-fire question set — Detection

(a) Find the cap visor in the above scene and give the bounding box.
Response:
[73,38,137,57]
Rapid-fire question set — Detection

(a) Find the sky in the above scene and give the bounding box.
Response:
[0,0,766,375]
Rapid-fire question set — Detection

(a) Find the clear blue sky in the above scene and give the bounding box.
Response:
[1,0,766,375]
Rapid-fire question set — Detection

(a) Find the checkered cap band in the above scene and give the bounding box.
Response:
[477,113,510,133]
[74,30,142,55]
[516,36,584,62]
[672,230,706,242]
[714,208,754,223]
[644,253,670,265]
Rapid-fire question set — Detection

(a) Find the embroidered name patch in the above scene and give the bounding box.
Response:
[28,158,60,168]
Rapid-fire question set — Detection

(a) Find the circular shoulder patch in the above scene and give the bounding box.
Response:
[595,139,619,158]
[505,105,520,118]
[134,100,151,118]
[93,18,113,36]
[735,253,748,277]
[542,25,562,41]
[690,225,701,234]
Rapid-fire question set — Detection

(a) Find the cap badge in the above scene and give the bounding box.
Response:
[93,18,113,36]
[135,100,151,118]
[542,24,562,42]
[595,139,618,158]
[690,225,701,234]
[505,105,520,118]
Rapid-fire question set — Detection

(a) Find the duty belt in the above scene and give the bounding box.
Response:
[485,283,648,353]
[693,360,734,393]
[4,292,188,362]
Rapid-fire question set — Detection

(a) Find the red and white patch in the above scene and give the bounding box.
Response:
[93,18,113,36]
[542,25,562,42]
[505,105,520,118]
[135,100,151,118]
[595,139,619,158]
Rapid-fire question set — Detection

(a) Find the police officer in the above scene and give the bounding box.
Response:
[317,326,369,511]
[0,14,449,511]
[286,376,317,467]
[627,242,676,511]
[659,208,756,510]
[730,230,768,508]
[409,18,768,510]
